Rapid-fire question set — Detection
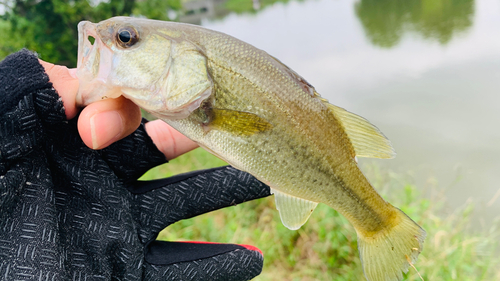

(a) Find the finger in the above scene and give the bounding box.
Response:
[130,166,271,243]
[144,240,263,281]
[38,60,79,119]
[99,120,167,182]
[77,96,142,150]
[145,119,198,160]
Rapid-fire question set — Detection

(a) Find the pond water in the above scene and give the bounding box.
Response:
[182,0,500,224]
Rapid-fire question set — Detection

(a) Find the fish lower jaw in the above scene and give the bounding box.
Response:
[137,102,196,120]
[76,82,123,106]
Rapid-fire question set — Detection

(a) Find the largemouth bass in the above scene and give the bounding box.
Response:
[75,17,426,281]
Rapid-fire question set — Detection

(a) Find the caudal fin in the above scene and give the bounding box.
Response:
[357,208,426,281]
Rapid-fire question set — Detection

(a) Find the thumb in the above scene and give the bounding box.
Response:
[78,96,142,150]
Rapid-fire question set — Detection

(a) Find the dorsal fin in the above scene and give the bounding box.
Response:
[322,100,396,159]
[269,55,316,97]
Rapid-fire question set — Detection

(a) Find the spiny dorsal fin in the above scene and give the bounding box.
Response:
[271,188,318,230]
[269,55,316,97]
[323,100,396,159]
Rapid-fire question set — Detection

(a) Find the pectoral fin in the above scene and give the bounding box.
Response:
[326,103,396,159]
[208,109,272,136]
[272,188,318,230]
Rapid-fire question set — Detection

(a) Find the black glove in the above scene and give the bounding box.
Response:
[0,50,271,280]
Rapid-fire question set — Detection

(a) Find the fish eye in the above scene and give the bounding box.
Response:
[116,27,139,48]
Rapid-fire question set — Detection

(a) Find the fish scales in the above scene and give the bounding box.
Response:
[187,30,391,229]
[75,17,426,281]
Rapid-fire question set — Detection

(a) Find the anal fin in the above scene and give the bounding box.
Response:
[271,188,318,230]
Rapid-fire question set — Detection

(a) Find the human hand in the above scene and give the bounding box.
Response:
[39,60,198,157]
[0,52,271,280]
[1,98,269,280]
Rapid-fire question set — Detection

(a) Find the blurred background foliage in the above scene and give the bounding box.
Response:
[0,0,182,66]
[0,0,292,65]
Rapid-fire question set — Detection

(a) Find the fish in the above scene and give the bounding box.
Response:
[75,16,426,281]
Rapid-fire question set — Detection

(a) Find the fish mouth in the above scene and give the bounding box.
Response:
[77,21,97,73]
[76,21,121,106]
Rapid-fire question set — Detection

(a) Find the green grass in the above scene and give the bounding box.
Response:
[142,148,500,280]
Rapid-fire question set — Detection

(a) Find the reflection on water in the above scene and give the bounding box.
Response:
[182,0,475,47]
[223,0,303,14]
[355,0,475,47]
[180,0,231,24]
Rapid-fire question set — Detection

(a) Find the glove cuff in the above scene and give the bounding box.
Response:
[146,240,248,265]
[144,240,264,281]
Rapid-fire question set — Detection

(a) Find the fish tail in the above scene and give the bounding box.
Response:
[357,207,426,281]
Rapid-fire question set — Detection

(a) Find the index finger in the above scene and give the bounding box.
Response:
[39,60,79,119]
